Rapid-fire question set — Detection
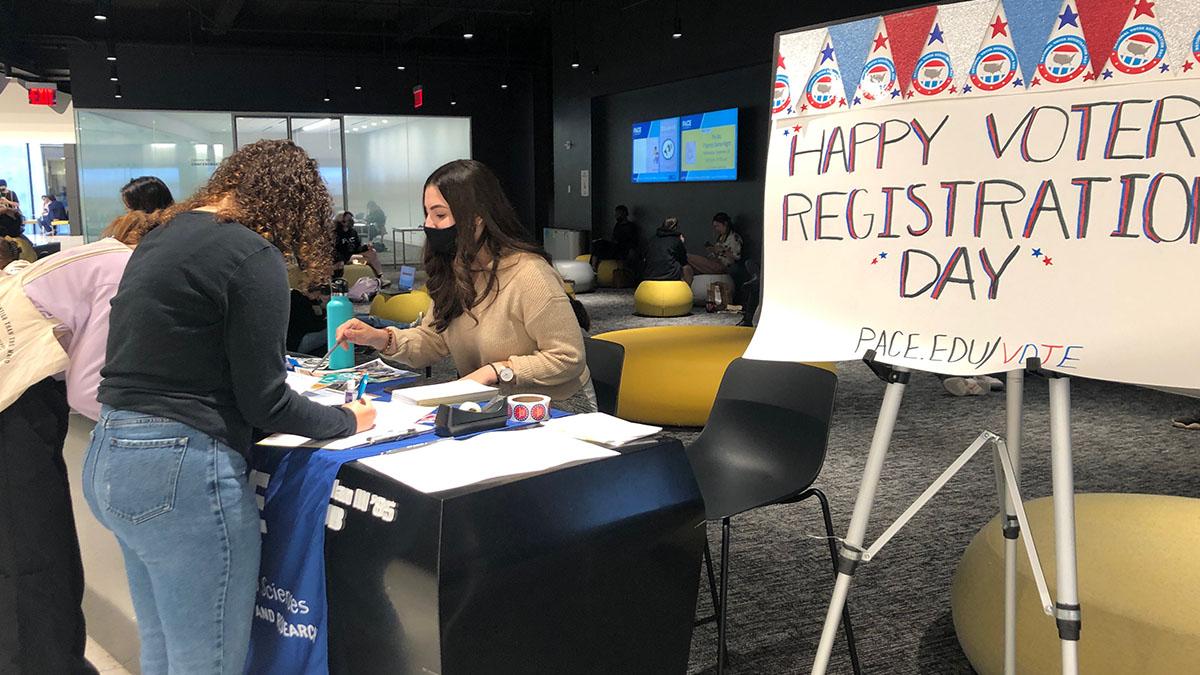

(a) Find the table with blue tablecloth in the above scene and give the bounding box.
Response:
[250,418,703,675]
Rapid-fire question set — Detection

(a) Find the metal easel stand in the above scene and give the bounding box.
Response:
[1027,358,1081,675]
[810,353,1055,675]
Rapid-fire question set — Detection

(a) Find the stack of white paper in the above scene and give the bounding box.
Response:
[542,413,662,447]
[259,401,436,450]
[357,427,618,493]
[392,379,498,406]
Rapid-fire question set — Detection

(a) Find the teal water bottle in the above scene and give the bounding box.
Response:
[326,278,354,370]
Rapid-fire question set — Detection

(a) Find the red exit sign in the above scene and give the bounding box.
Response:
[412,85,423,109]
[28,86,57,106]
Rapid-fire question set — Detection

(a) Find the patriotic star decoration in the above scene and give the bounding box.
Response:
[962,83,973,94]
[990,16,1008,38]
[950,85,957,94]
[1032,248,1043,257]
[820,44,835,63]
[1031,77,1041,86]
[870,257,879,265]
[783,129,790,136]
[891,89,902,98]
[853,96,862,106]
[1084,71,1097,81]
[1132,0,1155,19]
[1102,69,1113,79]
[878,252,888,259]
[1059,5,1079,28]
[800,103,809,111]
[1160,63,1170,73]
[904,90,914,99]
[786,105,794,114]
[1185,62,1195,72]
[928,23,944,45]
[777,54,787,69]
[1012,78,1024,88]
[793,124,801,132]
[837,97,847,107]
[873,33,888,52]
[1042,256,1054,266]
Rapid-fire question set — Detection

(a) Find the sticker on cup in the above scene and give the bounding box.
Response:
[507,394,550,423]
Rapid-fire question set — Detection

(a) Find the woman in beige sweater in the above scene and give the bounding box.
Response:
[337,160,596,412]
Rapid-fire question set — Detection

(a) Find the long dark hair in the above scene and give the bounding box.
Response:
[423,159,549,331]
[121,140,336,285]
[121,176,175,213]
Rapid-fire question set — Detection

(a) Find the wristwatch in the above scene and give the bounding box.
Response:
[491,363,515,384]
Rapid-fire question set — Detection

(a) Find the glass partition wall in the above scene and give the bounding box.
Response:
[75,110,470,245]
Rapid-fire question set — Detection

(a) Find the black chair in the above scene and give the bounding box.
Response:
[583,336,624,416]
[687,358,861,675]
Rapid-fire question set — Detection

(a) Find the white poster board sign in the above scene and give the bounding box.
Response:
[748,0,1200,389]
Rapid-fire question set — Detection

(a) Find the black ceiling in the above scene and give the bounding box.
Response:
[1,0,552,90]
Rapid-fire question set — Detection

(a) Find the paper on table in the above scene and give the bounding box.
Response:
[357,427,618,493]
[541,413,662,447]
[259,401,436,449]
[392,379,498,406]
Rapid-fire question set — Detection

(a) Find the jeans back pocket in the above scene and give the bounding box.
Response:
[101,437,189,524]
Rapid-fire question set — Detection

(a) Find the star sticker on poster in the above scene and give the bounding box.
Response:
[989,17,1008,37]
[1043,257,1054,266]
[1032,248,1043,257]
[1132,0,1155,19]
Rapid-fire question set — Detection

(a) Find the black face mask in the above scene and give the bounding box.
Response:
[424,225,458,257]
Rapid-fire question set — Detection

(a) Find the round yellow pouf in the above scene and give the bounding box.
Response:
[633,280,692,317]
[340,263,375,289]
[951,493,1200,675]
[370,290,432,324]
[597,259,631,288]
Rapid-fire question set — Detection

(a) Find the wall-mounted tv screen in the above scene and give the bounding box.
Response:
[631,107,737,183]
[631,117,680,183]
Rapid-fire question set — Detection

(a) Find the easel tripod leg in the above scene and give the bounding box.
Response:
[1048,377,1080,674]
[999,369,1024,675]
[811,375,908,675]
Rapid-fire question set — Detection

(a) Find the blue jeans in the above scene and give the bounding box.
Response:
[82,408,260,675]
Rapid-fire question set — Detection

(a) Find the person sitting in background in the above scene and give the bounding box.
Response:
[0,178,19,207]
[364,200,387,245]
[333,211,385,279]
[36,194,69,233]
[642,217,691,284]
[687,212,742,275]
[590,204,639,272]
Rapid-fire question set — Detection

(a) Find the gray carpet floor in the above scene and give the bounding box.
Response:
[379,284,1200,674]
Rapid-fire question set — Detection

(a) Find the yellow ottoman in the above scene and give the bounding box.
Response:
[370,290,432,324]
[952,493,1200,675]
[594,326,752,426]
[340,263,374,289]
[597,259,631,288]
[634,280,692,317]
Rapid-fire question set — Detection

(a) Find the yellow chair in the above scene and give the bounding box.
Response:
[633,280,692,317]
[597,259,631,288]
[593,326,744,426]
[370,290,432,325]
[952,493,1200,675]
[340,263,374,289]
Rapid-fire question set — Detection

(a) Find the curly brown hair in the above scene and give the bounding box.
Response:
[121,140,335,285]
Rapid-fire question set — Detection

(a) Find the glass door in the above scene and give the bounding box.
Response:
[291,117,345,214]
[233,116,289,147]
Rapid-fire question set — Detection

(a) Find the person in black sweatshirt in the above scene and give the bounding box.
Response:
[83,140,375,674]
[641,217,692,284]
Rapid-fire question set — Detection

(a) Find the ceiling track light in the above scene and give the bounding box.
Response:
[462,13,474,39]
[450,92,458,106]
[114,84,123,99]
[323,88,331,103]
[94,0,110,21]
[571,49,580,69]
[672,15,683,39]
[106,40,117,61]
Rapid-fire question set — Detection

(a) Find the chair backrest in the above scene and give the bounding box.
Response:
[685,357,838,520]
[584,336,625,416]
